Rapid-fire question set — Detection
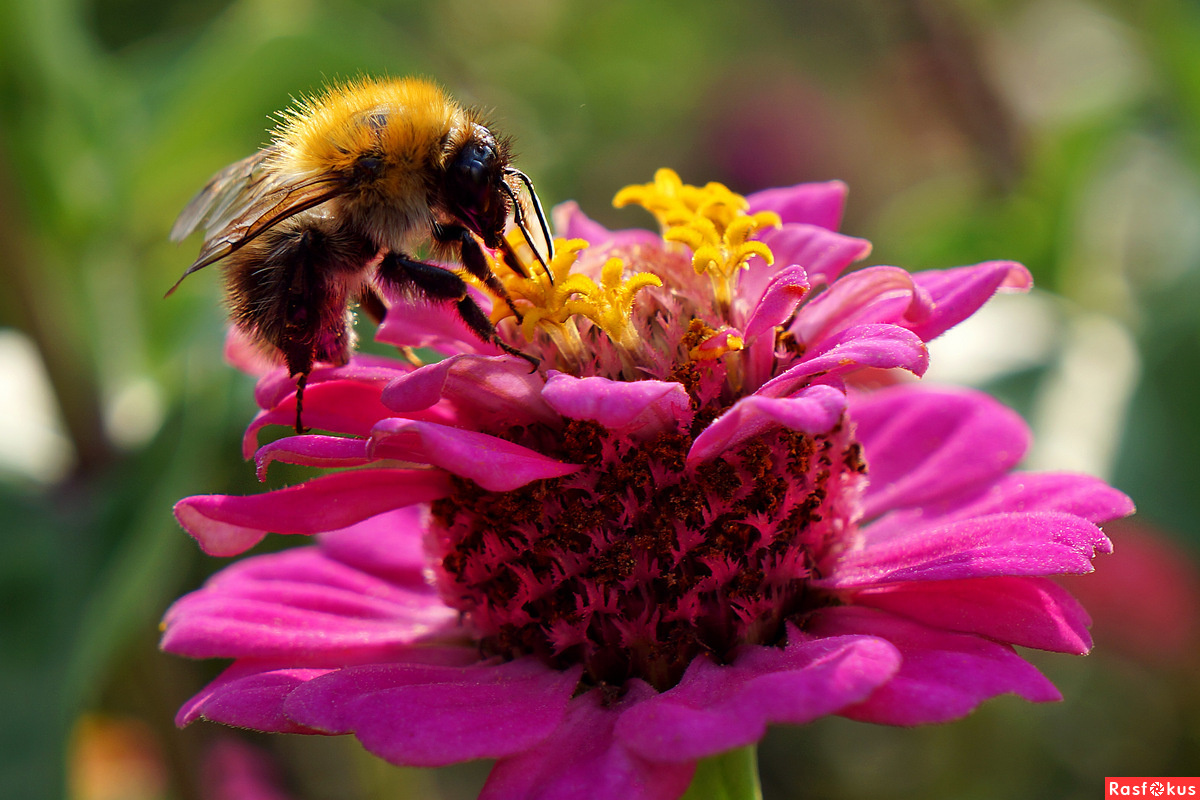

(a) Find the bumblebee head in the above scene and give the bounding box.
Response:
[443,125,509,248]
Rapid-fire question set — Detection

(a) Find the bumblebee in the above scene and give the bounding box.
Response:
[169,76,553,432]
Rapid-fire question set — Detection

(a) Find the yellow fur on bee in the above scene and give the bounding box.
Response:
[271,77,473,186]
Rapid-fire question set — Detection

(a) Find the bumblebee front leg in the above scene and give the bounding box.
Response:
[434,223,525,321]
[375,253,538,370]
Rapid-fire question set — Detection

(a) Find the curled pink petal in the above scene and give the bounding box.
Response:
[906,261,1033,342]
[254,435,371,481]
[792,265,934,345]
[688,384,845,463]
[810,607,1061,725]
[284,658,582,767]
[741,265,810,340]
[174,469,452,556]
[381,353,555,427]
[542,372,693,439]
[852,576,1093,654]
[481,682,695,800]
[757,324,930,398]
[616,632,900,762]
[369,419,582,492]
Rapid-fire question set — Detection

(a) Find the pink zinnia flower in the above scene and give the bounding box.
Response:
[162,169,1132,799]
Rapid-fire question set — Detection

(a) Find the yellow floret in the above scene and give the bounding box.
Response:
[615,168,780,311]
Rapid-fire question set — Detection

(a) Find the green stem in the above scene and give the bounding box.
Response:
[681,746,763,800]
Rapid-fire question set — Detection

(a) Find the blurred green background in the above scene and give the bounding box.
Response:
[2,0,1198,797]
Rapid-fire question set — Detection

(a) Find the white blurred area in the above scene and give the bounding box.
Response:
[923,292,1139,482]
[0,328,165,484]
[0,329,75,483]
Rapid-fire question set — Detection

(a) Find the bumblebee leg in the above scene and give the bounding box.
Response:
[226,218,372,433]
[356,285,388,325]
[376,253,538,370]
[433,224,524,321]
[293,372,309,434]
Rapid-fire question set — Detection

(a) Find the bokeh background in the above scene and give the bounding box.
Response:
[2,0,1199,797]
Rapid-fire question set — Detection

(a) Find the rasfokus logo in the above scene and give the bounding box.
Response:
[1107,778,1200,797]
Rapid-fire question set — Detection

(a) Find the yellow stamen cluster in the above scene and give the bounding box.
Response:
[613,168,781,311]
[487,234,661,372]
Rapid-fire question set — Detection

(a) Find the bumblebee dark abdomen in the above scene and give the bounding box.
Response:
[224,215,376,377]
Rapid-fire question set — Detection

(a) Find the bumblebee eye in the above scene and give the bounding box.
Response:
[452,141,496,192]
[446,135,506,240]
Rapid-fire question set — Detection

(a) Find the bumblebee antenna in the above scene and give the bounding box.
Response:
[503,168,556,280]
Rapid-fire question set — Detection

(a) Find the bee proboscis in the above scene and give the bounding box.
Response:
[169,76,554,432]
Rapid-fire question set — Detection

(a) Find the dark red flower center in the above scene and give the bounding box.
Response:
[429,391,867,692]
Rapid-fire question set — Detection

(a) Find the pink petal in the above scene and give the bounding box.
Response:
[542,372,693,439]
[376,289,501,356]
[174,469,452,556]
[253,435,371,481]
[905,261,1032,342]
[870,472,1136,532]
[615,631,900,762]
[369,419,582,492]
[757,324,929,398]
[317,506,429,584]
[177,661,331,732]
[753,224,872,289]
[747,180,848,230]
[852,576,1093,654]
[741,265,810,340]
[553,201,662,249]
[809,606,1061,725]
[739,265,811,391]
[284,658,582,767]
[818,511,1112,587]
[851,386,1030,520]
[243,379,410,459]
[688,384,845,464]
[381,353,556,428]
[202,738,294,800]
[253,355,409,411]
[481,682,695,800]
[225,327,278,377]
[791,266,933,346]
[161,546,455,660]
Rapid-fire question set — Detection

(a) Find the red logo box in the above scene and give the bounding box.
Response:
[1107,778,1200,797]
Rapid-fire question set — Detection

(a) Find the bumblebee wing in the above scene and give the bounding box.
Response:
[167,149,345,295]
[170,150,273,243]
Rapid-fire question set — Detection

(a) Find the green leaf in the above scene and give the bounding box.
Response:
[681,746,763,800]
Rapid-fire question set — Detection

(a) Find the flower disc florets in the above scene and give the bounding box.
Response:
[434,417,865,692]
